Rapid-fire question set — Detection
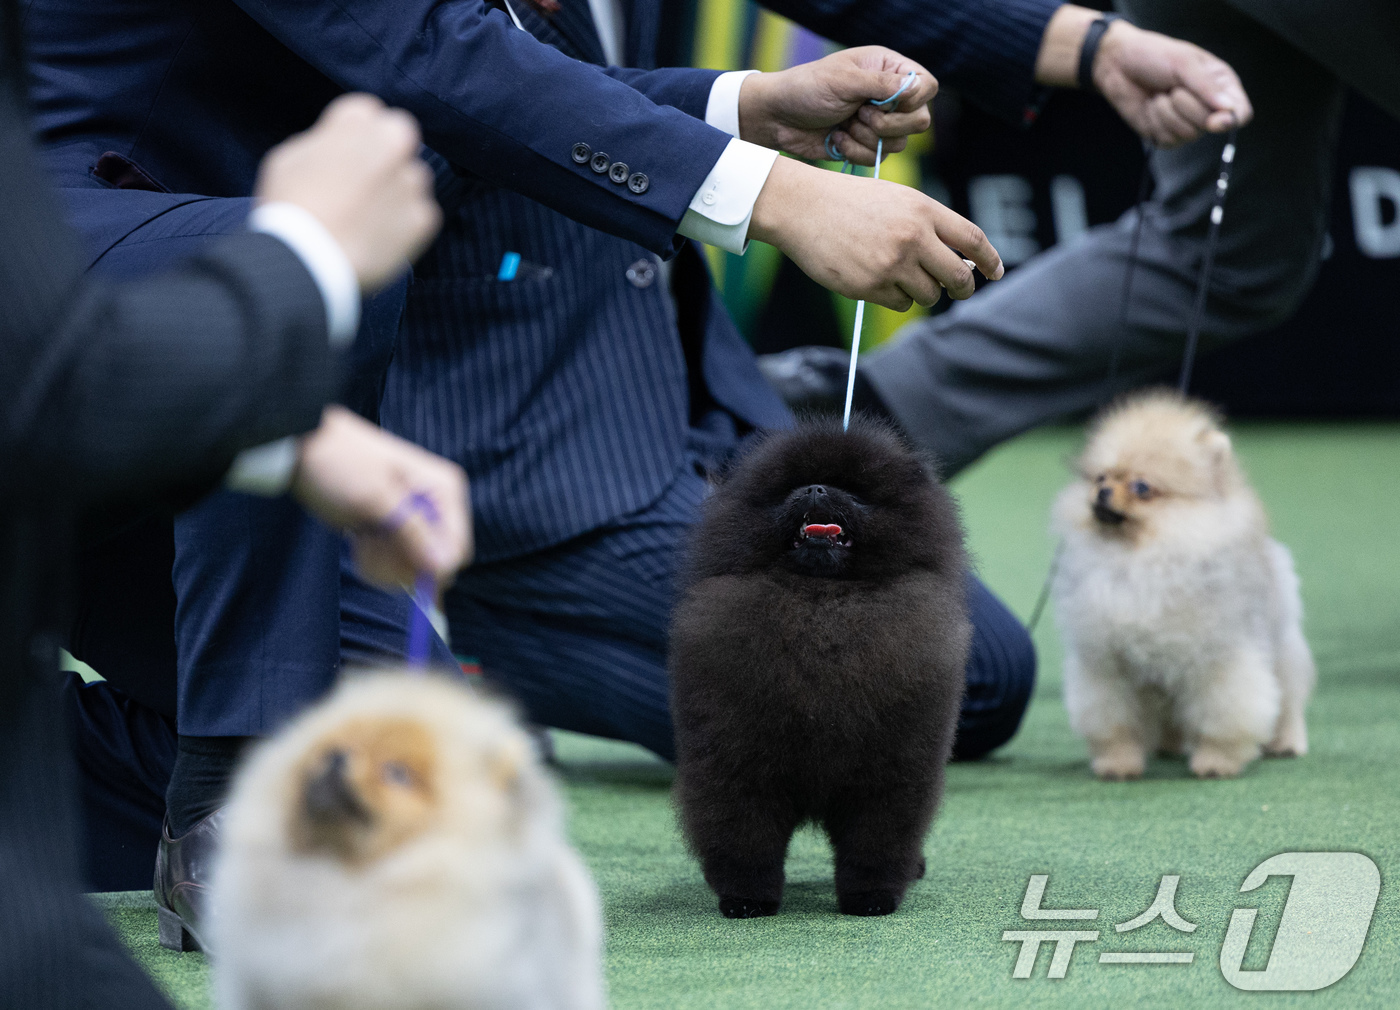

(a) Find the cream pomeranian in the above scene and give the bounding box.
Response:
[1050,390,1314,780]
[209,671,604,1010]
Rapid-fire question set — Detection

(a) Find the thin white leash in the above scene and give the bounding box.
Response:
[500,0,527,29]
[827,70,920,431]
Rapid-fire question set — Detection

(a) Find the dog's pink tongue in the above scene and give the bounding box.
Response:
[803,524,842,537]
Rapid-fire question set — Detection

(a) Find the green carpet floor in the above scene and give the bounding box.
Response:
[100,422,1400,1008]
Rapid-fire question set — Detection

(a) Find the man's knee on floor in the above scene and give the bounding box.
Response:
[1210,243,1323,338]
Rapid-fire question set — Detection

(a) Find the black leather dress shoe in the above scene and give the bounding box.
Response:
[154,809,223,952]
[755,345,852,414]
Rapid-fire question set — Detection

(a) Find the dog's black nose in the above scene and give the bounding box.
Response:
[803,484,828,498]
[303,749,370,825]
[1096,486,1113,505]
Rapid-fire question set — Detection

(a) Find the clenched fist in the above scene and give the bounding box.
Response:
[255,94,442,291]
[292,407,471,590]
[738,46,938,166]
[1035,5,1252,149]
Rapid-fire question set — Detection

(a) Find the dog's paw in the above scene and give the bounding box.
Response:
[1091,748,1145,781]
[719,896,780,919]
[1265,721,1308,758]
[1189,744,1249,779]
[838,889,901,917]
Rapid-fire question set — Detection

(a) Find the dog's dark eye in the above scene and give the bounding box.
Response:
[1131,480,1152,499]
[382,761,415,787]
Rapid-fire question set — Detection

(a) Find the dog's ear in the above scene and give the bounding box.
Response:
[1069,447,1097,481]
[486,736,528,793]
[1200,428,1234,492]
[1201,428,1232,459]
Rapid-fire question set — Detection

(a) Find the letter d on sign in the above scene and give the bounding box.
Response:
[1350,168,1400,258]
[1220,852,1380,991]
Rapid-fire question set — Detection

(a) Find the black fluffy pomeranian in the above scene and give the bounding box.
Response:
[669,417,970,919]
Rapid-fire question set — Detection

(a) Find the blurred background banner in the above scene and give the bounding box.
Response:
[690,0,1400,416]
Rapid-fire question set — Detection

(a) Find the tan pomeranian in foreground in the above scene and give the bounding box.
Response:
[1051,390,1314,780]
[209,672,604,1010]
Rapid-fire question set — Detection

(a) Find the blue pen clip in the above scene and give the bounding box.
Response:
[498,251,522,281]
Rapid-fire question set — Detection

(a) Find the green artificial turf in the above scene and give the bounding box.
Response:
[100,422,1400,1008]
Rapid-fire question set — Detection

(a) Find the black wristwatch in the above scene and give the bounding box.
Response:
[1078,12,1122,91]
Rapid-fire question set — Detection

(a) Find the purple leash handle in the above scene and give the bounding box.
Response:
[407,573,437,669]
[381,491,442,669]
[381,490,441,531]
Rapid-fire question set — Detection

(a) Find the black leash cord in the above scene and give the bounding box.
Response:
[1178,127,1238,393]
[1025,540,1065,637]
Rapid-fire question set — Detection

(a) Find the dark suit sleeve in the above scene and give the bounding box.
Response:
[234,1,732,256]
[600,66,723,122]
[0,57,337,502]
[762,0,1062,123]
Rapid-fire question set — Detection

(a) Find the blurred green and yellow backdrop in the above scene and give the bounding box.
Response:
[689,0,933,351]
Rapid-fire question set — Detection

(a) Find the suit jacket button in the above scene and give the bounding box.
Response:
[590,152,611,174]
[571,143,592,164]
[627,172,650,194]
[609,162,630,184]
[626,258,657,289]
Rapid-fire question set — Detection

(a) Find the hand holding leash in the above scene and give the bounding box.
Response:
[292,407,472,590]
[739,48,936,166]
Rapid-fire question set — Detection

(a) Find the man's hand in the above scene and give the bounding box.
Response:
[750,157,1004,311]
[739,47,938,166]
[1095,20,1252,147]
[291,407,471,590]
[254,94,442,291]
[1036,6,1252,149]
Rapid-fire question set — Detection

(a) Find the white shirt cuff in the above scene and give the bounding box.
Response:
[705,70,758,138]
[226,436,300,496]
[248,201,361,349]
[676,137,779,255]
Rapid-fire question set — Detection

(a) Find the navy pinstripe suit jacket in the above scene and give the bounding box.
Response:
[381,160,792,562]
[377,0,1059,563]
[376,2,784,562]
[26,0,1059,563]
